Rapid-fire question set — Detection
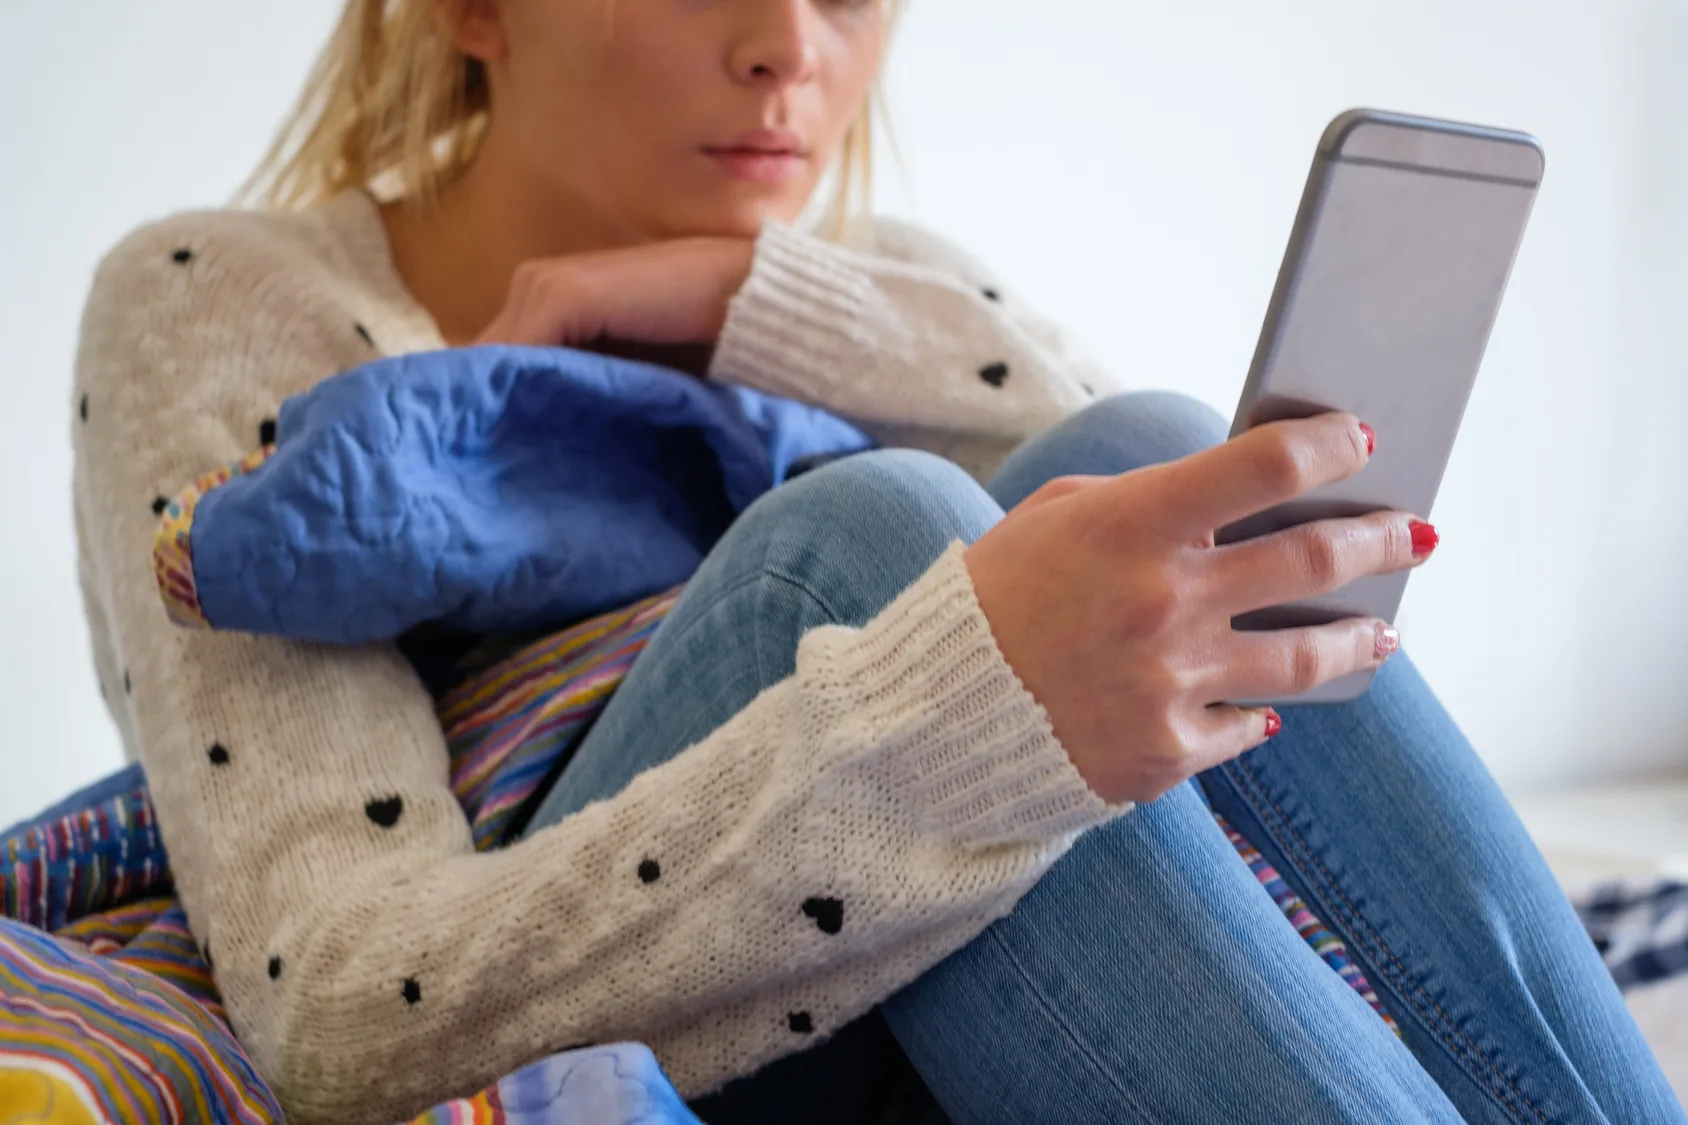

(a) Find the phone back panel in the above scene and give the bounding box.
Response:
[1221,110,1544,702]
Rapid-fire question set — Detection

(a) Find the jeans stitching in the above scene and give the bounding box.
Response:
[646,563,844,669]
[758,566,847,628]
[1229,756,1544,1124]
[1222,756,1549,1125]
[979,924,1154,1122]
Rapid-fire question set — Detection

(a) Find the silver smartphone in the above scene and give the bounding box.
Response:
[1218,109,1545,704]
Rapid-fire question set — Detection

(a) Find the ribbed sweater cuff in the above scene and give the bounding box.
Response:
[806,542,1130,848]
[710,221,881,397]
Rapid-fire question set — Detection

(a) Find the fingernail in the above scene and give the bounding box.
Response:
[1410,520,1439,558]
[1374,622,1401,662]
[1359,422,1376,457]
[1263,709,1283,739]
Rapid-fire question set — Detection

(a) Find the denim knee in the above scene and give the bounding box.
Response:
[990,391,1229,511]
[720,449,1002,629]
[778,448,999,545]
[1081,390,1229,462]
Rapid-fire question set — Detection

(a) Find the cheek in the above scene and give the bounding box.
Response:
[817,25,886,137]
[501,17,601,141]
[500,5,678,132]
[574,20,712,156]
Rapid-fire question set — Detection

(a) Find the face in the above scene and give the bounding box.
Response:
[455,0,889,241]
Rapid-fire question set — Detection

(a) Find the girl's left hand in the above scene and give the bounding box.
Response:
[475,238,756,349]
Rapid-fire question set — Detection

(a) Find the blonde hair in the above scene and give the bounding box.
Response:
[243,0,895,234]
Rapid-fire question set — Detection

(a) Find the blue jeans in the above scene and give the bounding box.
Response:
[524,392,1682,1125]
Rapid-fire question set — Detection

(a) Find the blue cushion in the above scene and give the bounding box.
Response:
[186,346,872,644]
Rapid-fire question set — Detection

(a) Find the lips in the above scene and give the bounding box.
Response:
[703,129,808,185]
[707,127,806,157]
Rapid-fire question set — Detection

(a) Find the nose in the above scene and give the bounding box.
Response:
[727,0,820,87]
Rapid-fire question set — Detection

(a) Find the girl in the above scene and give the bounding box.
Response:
[71,1,1679,1123]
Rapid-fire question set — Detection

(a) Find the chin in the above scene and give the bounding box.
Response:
[655,191,812,241]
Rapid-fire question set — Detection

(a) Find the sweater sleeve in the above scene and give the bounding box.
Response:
[73,213,1125,1125]
[710,218,1122,472]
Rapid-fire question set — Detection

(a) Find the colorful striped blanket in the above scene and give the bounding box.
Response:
[3,583,1407,1124]
[2,590,707,1125]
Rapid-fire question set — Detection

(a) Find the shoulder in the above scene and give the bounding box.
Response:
[73,199,406,516]
[87,201,360,315]
[77,195,396,399]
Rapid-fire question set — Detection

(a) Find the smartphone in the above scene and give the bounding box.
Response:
[1218,108,1545,704]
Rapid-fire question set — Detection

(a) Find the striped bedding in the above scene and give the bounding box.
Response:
[2,589,697,1125]
[5,577,1601,1123]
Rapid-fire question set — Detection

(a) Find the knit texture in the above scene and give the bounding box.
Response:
[71,191,1125,1124]
[714,219,1118,480]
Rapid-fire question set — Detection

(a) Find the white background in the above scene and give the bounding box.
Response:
[3,0,1686,827]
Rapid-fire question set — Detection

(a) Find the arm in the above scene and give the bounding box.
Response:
[710,218,1121,442]
[74,215,1120,1124]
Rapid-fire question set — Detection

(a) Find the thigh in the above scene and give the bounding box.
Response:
[521,448,1004,827]
[886,392,1454,1123]
[882,777,1462,1125]
[1205,655,1687,1125]
[534,390,1225,824]
[988,393,1679,1121]
[518,449,1004,1125]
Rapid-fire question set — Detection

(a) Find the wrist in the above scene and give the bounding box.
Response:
[701,238,757,340]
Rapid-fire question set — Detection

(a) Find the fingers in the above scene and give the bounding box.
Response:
[1181,703,1283,777]
[1177,617,1402,778]
[476,240,754,349]
[1205,510,1430,615]
[477,259,600,347]
[475,264,556,346]
[1210,617,1399,703]
[1140,412,1373,541]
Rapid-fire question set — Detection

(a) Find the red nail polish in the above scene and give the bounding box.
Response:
[1410,520,1439,558]
[1263,709,1283,739]
[1359,422,1376,456]
[1374,622,1401,662]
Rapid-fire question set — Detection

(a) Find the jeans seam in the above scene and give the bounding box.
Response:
[758,565,848,628]
[1222,756,1549,1125]
[643,561,845,675]
[980,924,1154,1122]
[750,567,847,697]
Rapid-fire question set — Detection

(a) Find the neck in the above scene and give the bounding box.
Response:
[382,138,644,346]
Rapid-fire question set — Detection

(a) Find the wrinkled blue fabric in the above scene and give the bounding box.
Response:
[187,346,873,644]
[481,1043,703,1125]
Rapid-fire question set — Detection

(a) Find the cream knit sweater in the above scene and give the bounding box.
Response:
[71,190,1127,1124]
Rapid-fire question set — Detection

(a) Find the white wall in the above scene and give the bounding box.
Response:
[2,0,1685,826]
[874,0,1688,790]
[0,2,344,825]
